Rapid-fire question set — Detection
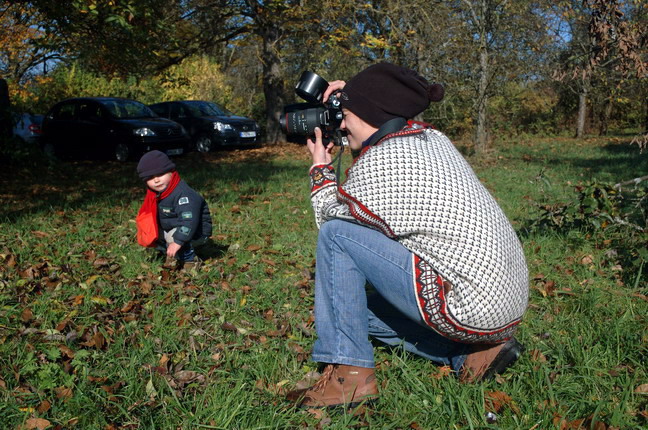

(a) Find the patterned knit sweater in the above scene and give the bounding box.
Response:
[309,126,529,343]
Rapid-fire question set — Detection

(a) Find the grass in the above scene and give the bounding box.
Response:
[0,136,646,429]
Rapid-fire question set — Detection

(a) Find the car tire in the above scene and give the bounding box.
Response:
[195,135,213,153]
[115,143,131,162]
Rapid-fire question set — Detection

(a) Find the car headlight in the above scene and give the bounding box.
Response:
[213,122,233,132]
[133,127,155,137]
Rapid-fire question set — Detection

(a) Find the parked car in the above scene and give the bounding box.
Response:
[149,100,260,152]
[12,113,43,144]
[42,97,190,161]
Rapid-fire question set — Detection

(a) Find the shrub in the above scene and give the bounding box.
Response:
[531,180,647,286]
[10,56,245,117]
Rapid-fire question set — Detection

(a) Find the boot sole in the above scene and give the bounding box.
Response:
[482,338,525,381]
[298,396,378,411]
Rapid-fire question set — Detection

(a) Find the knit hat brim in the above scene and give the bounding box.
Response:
[137,150,176,180]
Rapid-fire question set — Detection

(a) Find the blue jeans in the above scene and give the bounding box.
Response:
[312,219,468,370]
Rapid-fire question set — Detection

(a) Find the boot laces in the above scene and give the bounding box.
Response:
[311,364,336,392]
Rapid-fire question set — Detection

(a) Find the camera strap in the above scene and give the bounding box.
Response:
[364,117,408,148]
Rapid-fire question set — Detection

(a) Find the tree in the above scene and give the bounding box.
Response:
[550,0,647,138]
[0,2,60,83]
[445,0,552,151]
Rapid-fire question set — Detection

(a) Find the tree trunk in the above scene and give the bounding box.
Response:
[576,83,588,138]
[475,48,489,153]
[598,97,613,136]
[644,96,648,132]
[0,79,11,142]
[259,26,285,144]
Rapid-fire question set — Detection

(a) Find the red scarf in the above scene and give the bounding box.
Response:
[136,171,181,247]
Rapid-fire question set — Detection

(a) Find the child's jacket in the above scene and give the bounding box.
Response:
[156,180,212,245]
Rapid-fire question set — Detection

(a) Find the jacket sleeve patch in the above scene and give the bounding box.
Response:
[179,226,192,236]
[178,197,189,205]
[181,211,193,219]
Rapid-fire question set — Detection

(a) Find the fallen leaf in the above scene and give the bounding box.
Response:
[25,418,51,430]
[431,365,453,379]
[530,349,548,363]
[55,386,73,401]
[485,390,520,415]
[93,258,110,268]
[21,308,33,323]
[90,296,111,305]
[59,345,75,359]
[580,255,594,265]
[635,384,648,394]
[146,378,157,399]
[221,322,239,333]
[173,370,204,385]
[36,399,51,413]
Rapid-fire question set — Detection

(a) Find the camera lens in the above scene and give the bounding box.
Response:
[282,107,328,136]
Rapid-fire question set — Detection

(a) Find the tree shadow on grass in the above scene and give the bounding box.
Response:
[539,142,647,182]
[0,145,308,224]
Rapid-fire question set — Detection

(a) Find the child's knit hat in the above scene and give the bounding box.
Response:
[338,62,444,127]
[137,150,176,180]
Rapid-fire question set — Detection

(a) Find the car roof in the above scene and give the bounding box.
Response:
[56,97,145,104]
[150,100,213,105]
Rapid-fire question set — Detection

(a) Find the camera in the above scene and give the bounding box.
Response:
[280,71,346,146]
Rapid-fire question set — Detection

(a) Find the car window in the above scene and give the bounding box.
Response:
[150,104,168,118]
[101,99,155,119]
[185,101,233,117]
[78,102,102,120]
[169,103,188,120]
[55,102,76,120]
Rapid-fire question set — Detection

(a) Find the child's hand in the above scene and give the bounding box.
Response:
[167,242,182,257]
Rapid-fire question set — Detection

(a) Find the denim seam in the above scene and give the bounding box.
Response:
[333,233,409,272]
[330,236,345,362]
[367,321,398,336]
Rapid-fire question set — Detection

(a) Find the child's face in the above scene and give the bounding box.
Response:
[146,172,173,193]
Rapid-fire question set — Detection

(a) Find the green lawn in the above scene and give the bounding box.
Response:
[1,137,646,429]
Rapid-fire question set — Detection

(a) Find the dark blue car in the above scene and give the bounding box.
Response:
[42,97,190,161]
[149,100,260,152]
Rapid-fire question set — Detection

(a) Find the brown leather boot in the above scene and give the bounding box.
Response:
[460,337,524,382]
[286,364,378,409]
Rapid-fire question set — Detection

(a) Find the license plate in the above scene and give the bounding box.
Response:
[240,131,256,138]
[166,148,183,156]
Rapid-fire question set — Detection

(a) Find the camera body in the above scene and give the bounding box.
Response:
[280,71,346,146]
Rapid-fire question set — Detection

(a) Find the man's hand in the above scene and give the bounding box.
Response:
[307,81,345,165]
[167,242,182,257]
[323,80,346,102]
[307,127,334,165]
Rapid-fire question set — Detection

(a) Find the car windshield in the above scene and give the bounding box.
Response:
[185,101,233,117]
[101,99,156,119]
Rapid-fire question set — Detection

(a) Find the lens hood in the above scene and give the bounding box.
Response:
[295,71,329,104]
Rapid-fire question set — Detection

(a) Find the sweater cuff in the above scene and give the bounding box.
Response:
[309,164,336,193]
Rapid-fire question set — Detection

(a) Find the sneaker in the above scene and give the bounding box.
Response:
[286,364,378,409]
[460,337,524,382]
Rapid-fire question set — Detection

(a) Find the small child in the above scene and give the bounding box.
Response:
[135,150,212,268]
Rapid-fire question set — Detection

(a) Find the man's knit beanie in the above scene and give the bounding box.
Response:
[137,150,176,180]
[339,62,444,127]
